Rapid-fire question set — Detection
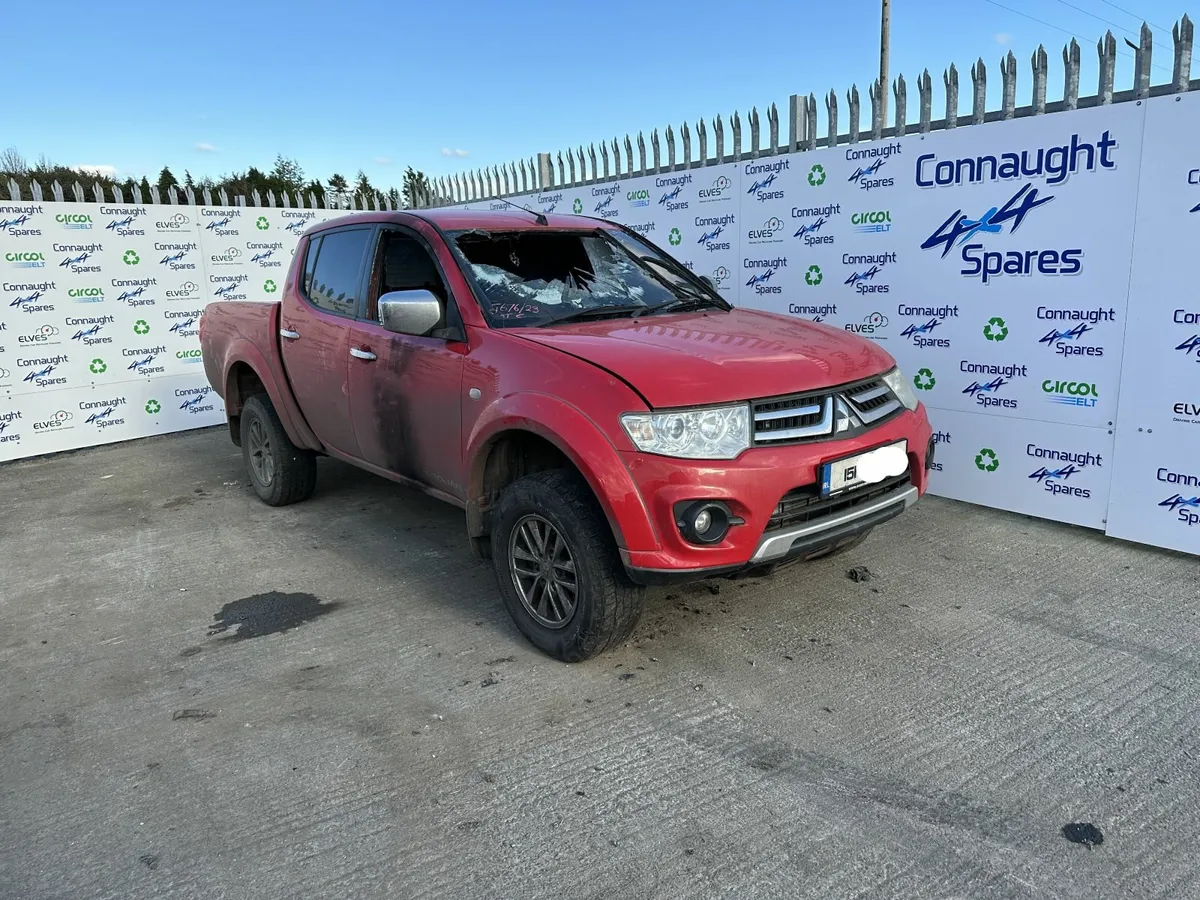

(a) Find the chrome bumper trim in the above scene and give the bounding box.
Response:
[749,484,920,564]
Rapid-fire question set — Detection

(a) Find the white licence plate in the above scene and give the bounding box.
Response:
[820,440,908,497]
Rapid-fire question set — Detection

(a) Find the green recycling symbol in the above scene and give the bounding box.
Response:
[122,250,140,265]
[913,368,936,390]
[975,448,1000,472]
[264,279,277,293]
[983,316,1008,341]
[133,319,150,335]
[572,198,583,213]
[256,216,269,230]
[668,228,682,246]
[89,358,107,374]
[145,399,161,414]
[807,164,826,187]
[804,264,823,286]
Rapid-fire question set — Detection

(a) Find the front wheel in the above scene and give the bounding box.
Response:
[239,394,317,507]
[491,470,644,662]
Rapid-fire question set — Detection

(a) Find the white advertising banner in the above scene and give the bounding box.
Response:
[1104,91,1200,555]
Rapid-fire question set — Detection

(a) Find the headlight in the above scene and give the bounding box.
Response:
[881,366,920,411]
[621,404,750,459]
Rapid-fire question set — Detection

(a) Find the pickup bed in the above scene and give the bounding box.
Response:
[199,208,933,661]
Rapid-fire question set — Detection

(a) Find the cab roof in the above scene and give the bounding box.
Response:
[308,207,619,234]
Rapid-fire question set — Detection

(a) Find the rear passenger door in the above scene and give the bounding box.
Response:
[279,226,372,458]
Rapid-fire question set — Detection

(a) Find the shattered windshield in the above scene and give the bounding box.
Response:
[447,227,728,328]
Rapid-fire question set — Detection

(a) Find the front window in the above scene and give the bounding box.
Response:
[447,227,729,328]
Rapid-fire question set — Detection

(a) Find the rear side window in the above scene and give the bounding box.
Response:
[305,227,372,317]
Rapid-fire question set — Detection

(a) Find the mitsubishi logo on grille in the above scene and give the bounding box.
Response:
[834,395,861,433]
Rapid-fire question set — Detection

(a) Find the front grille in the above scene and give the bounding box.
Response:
[765,471,912,532]
[751,376,903,446]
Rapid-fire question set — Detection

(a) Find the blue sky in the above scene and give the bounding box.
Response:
[6,0,1194,191]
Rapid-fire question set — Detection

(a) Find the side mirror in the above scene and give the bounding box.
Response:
[378,289,442,336]
[699,276,715,290]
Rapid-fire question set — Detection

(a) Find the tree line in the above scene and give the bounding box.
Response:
[0,147,434,207]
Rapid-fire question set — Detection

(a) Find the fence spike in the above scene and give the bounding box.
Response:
[869,81,882,140]
[714,115,725,164]
[624,135,634,176]
[72,180,85,202]
[847,85,860,143]
[539,153,553,190]
[111,184,124,204]
[1064,38,1081,109]
[651,128,661,173]
[681,122,692,169]
[825,90,839,147]
[254,189,264,207]
[788,94,802,152]
[50,181,63,202]
[944,64,959,128]
[749,108,760,160]
[636,131,646,175]
[566,149,576,186]
[894,75,908,136]
[1173,14,1194,92]
[556,152,565,188]
[1001,51,1017,119]
[1098,31,1117,104]
[148,185,161,204]
[1032,45,1048,114]
[31,180,44,202]
[665,125,675,171]
[805,94,818,150]
[971,58,987,124]
[767,103,779,155]
[918,70,932,132]
[613,138,623,176]
[1133,22,1153,99]
[697,119,708,166]
[731,110,742,161]
[600,142,610,179]
[586,144,596,183]
[267,189,277,207]
[6,177,19,201]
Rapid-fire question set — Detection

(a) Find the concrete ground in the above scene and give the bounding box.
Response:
[1,428,1197,900]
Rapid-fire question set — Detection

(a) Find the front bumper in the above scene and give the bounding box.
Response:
[618,407,933,584]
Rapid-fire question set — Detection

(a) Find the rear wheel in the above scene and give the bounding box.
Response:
[240,394,317,506]
[491,470,644,662]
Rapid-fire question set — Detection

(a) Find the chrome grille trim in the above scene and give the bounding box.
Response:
[750,376,903,446]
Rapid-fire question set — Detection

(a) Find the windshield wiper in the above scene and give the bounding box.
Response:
[645,295,725,315]
[540,304,648,326]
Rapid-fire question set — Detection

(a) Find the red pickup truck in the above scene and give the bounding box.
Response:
[199,208,933,661]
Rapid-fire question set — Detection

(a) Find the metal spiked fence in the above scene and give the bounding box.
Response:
[428,15,1195,206]
[2,16,1194,210]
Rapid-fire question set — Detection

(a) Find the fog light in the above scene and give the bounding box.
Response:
[675,500,738,545]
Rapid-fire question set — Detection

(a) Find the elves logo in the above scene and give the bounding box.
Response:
[698,175,732,202]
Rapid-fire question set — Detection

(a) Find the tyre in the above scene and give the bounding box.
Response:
[491,470,644,662]
[239,394,317,507]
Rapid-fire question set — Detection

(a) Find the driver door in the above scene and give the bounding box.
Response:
[346,226,468,499]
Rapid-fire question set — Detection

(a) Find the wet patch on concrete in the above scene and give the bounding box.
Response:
[207,592,339,642]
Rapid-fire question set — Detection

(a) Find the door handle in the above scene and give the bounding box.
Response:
[350,347,377,361]
[279,328,300,340]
